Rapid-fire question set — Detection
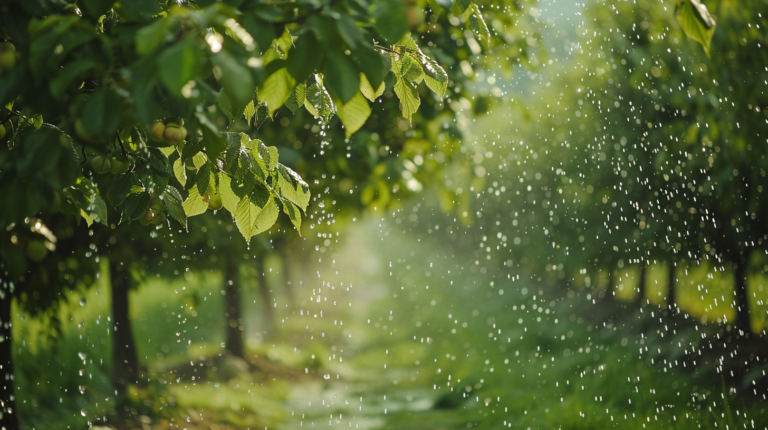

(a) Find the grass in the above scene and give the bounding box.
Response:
[11,220,768,429]
[332,220,768,430]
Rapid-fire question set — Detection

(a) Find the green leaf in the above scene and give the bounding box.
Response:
[136,18,169,55]
[396,35,420,51]
[324,51,360,104]
[468,4,491,44]
[240,15,279,54]
[258,142,279,171]
[158,40,201,95]
[147,148,172,177]
[73,180,107,227]
[121,192,151,224]
[249,181,272,208]
[455,0,472,12]
[254,197,279,234]
[421,55,449,98]
[181,142,204,168]
[191,153,207,170]
[220,174,241,215]
[158,146,176,157]
[235,195,261,241]
[305,81,336,124]
[64,183,90,212]
[335,14,365,49]
[295,82,307,106]
[273,30,294,59]
[173,158,187,187]
[337,92,371,138]
[259,68,296,116]
[393,76,420,123]
[135,162,169,196]
[285,83,306,114]
[81,87,122,138]
[280,199,302,233]
[286,32,322,84]
[243,100,255,125]
[675,0,716,57]
[90,194,108,226]
[276,165,311,211]
[352,40,389,89]
[224,132,242,173]
[254,103,270,129]
[217,90,246,123]
[197,162,212,197]
[232,162,258,198]
[196,113,227,162]
[108,173,135,206]
[212,51,254,108]
[373,0,409,44]
[80,210,93,227]
[162,185,187,229]
[182,185,208,217]
[360,73,386,102]
[401,56,424,83]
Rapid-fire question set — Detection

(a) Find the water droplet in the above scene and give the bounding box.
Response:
[80,410,86,417]
[79,298,86,307]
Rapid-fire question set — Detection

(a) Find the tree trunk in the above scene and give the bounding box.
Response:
[223,259,244,358]
[0,283,18,430]
[636,265,647,307]
[110,262,140,421]
[256,255,275,340]
[667,261,676,311]
[734,252,752,335]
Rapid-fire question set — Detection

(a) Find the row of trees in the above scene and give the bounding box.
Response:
[0,0,538,427]
[463,0,767,334]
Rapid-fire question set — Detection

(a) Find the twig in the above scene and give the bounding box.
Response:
[374,44,399,54]
[117,134,129,156]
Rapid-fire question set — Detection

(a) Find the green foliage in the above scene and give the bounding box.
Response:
[465,0,768,332]
[337,92,372,139]
[0,0,533,260]
[378,36,450,123]
[676,0,717,57]
[0,0,475,248]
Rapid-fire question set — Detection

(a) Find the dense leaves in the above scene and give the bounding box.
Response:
[0,0,484,246]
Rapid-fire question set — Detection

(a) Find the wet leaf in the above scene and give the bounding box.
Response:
[121,192,151,224]
[219,175,241,215]
[162,185,186,228]
[260,68,296,116]
[393,76,420,123]
[359,73,385,102]
[676,0,716,57]
[337,91,371,138]
[182,185,208,217]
